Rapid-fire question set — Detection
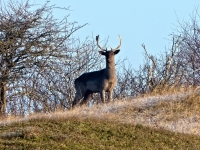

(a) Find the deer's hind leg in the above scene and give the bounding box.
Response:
[72,84,87,108]
[80,90,93,107]
[72,93,82,107]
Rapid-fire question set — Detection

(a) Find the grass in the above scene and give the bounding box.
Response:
[0,91,200,149]
[0,118,200,149]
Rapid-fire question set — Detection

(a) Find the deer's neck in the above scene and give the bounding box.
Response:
[105,61,116,79]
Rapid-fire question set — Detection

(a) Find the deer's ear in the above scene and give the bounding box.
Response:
[114,50,120,55]
[99,51,106,55]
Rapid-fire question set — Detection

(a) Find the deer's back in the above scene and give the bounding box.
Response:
[75,69,117,92]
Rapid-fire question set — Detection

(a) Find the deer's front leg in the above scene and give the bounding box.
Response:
[108,90,113,102]
[100,91,105,103]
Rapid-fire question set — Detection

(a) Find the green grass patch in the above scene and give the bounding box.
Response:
[0,117,200,149]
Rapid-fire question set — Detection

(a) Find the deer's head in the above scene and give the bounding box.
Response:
[96,35,122,63]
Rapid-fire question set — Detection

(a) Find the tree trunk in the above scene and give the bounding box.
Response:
[0,82,6,116]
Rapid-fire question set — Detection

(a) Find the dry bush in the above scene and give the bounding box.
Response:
[0,0,104,115]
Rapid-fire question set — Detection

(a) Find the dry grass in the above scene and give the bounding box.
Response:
[1,90,200,149]
[0,90,199,136]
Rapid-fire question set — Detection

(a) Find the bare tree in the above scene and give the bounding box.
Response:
[0,0,87,116]
[140,36,183,93]
[113,35,184,99]
[174,9,200,87]
[107,9,200,100]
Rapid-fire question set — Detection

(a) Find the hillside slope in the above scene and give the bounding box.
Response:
[0,91,200,149]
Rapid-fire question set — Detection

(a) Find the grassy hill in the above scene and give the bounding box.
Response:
[1,92,200,149]
[1,118,200,149]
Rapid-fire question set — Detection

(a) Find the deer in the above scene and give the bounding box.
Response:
[72,35,122,108]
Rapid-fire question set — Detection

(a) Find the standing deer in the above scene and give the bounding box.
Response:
[72,35,122,107]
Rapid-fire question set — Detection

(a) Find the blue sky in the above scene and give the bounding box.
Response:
[33,0,199,68]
